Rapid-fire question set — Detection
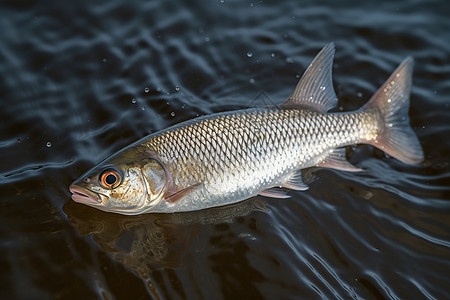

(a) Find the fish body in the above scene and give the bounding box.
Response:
[69,43,423,215]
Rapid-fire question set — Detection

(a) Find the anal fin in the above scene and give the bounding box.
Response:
[318,148,363,172]
[259,189,291,199]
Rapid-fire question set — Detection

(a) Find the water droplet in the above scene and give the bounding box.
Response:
[102,58,107,63]
[249,2,254,7]
[249,78,255,84]
[204,37,210,42]
[46,141,52,147]
[270,53,275,58]
[175,86,180,91]
[295,74,300,79]
[285,57,293,63]
[131,98,137,104]
[387,98,392,103]
[357,92,363,98]
[141,106,145,111]
[320,86,326,91]
[156,87,162,92]
[144,87,150,93]
[361,191,373,200]
[170,112,176,117]
[247,52,253,58]
[220,0,224,3]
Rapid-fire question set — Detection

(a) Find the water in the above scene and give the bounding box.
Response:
[1,0,449,299]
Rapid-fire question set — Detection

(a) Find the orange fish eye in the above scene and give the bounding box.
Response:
[99,168,122,189]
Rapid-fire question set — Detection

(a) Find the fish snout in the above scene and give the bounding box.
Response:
[69,185,102,205]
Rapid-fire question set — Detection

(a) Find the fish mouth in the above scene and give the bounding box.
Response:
[69,185,102,205]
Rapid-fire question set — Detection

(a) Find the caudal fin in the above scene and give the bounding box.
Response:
[363,57,423,164]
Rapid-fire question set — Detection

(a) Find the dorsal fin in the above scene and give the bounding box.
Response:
[281,43,338,113]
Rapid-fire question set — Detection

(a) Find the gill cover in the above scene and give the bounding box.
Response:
[141,158,168,203]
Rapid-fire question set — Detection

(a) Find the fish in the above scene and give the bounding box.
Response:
[69,43,423,215]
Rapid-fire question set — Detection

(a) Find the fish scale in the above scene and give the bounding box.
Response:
[141,108,376,211]
[69,43,423,214]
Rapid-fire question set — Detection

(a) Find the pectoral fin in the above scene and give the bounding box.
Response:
[164,183,201,205]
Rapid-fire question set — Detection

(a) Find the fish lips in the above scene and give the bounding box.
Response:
[69,185,102,205]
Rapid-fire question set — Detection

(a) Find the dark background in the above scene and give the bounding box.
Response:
[1,0,449,299]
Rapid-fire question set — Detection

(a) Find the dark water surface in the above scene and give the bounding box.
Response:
[1,0,449,299]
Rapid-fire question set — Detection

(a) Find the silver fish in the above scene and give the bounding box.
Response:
[69,43,423,215]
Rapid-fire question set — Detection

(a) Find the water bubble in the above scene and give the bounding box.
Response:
[295,74,300,79]
[220,0,224,2]
[144,87,150,93]
[131,98,137,104]
[270,53,275,58]
[204,37,210,42]
[156,87,162,92]
[175,86,180,91]
[141,106,145,111]
[357,92,363,98]
[247,52,253,58]
[249,78,255,84]
[387,98,392,103]
[170,112,176,117]
[46,141,52,148]
[319,86,326,91]
[250,2,254,7]
[285,57,293,63]
[102,58,107,63]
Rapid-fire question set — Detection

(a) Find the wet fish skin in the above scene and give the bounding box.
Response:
[69,43,423,215]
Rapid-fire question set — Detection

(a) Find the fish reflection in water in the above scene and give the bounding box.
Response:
[63,198,268,273]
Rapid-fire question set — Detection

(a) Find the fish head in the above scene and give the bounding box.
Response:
[69,156,168,215]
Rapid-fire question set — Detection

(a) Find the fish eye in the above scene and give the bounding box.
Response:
[99,168,123,189]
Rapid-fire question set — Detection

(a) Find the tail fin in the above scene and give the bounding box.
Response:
[363,57,423,164]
